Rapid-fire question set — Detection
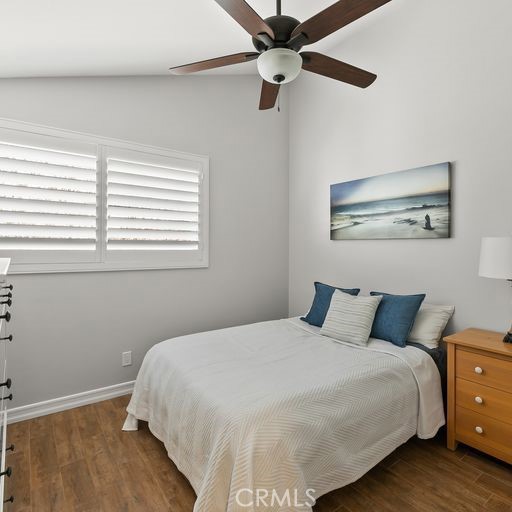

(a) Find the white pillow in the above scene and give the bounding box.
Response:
[320,290,382,346]
[408,303,455,349]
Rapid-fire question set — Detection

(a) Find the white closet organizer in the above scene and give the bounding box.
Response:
[0,259,13,510]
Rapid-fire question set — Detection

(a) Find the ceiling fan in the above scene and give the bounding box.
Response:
[169,0,392,110]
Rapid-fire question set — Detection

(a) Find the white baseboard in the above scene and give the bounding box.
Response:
[7,380,135,424]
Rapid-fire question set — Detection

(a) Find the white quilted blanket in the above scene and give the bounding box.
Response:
[124,318,444,512]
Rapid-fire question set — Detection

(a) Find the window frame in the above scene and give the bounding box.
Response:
[0,119,209,274]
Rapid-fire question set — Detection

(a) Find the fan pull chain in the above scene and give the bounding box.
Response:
[278,91,281,113]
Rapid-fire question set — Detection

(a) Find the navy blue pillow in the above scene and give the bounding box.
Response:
[301,282,360,327]
[370,292,426,347]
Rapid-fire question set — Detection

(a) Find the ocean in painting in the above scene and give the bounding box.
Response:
[330,164,451,240]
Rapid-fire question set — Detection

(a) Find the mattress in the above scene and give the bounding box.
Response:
[124,317,445,512]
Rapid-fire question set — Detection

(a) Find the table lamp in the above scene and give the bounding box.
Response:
[479,236,512,343]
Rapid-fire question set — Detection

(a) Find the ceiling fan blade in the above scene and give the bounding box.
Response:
[290,0,392,46]
[259,80,280,110]
[214,0,275,43]
[301,52,377,88]
[170,52,259,75]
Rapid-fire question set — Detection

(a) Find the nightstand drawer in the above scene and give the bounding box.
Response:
[456,406,512,464]
[456,349,512,391]
[456,378,512,425]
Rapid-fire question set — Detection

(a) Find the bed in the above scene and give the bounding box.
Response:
[124,317,445,512]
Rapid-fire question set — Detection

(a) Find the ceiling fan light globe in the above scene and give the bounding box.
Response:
[257,48,302,85]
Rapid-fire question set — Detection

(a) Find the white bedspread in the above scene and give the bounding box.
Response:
[124,318,444,512]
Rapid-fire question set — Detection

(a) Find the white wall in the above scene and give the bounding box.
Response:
[0,76,290,407]
[289,0,512,333]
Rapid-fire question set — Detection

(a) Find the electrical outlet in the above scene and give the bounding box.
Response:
[122,351,132,367]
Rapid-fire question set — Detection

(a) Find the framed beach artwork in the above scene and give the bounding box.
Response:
[330,163,451,240]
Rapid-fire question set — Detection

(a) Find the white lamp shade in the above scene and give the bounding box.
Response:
[479,237,512,280]
[257,49,302,85]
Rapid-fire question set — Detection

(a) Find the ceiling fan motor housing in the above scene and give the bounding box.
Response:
[252,15,302,52]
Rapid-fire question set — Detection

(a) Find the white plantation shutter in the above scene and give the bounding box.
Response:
[0,121,208,273]
[0,130,97,254]
[106,152,202,252]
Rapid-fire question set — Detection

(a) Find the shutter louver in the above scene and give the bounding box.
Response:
[106,157,200,251]
[0,141,97,250]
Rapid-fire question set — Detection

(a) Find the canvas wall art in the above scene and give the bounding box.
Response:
[330,163,451,240]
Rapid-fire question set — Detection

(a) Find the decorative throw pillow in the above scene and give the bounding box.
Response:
[320,290,382,346]
[370,292,426,347]
[408,304,455,349]
[301,282,361,327]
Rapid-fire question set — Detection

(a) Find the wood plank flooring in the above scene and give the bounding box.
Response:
[6,395,512,511]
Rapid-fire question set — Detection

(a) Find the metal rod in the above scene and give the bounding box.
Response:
[276,0,281,15]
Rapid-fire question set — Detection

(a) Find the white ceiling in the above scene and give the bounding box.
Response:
[0,0,392,78]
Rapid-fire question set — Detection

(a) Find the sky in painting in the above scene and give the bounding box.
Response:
[331,163,450,207]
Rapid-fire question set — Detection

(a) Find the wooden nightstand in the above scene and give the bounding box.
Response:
[444,328,512,464]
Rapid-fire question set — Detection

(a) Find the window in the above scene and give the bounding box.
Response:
[0,120,209,273]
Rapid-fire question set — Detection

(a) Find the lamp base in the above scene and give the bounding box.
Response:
[504,332,512,344]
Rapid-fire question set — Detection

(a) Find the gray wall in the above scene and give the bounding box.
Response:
[3,0,512,408]
[0,76,290,407]
[289,0,512,333]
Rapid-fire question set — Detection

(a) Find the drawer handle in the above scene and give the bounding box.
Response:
[0,335,12,342]
[474,366,483,375]
[0,444,14,453]
[0,378,11,389]
[0,285,12,291]
[474,396,484,404]
[0,394,13,401]
[475,426,484,435]
[0,467,12,478]
[0,292,12,299]
[0,299,11,307]
[0,312,10,322]
[3,496,13,504]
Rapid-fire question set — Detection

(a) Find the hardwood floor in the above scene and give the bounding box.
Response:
[6,395,512,511]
